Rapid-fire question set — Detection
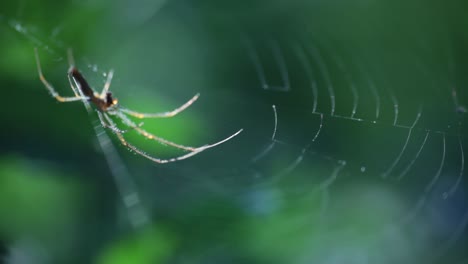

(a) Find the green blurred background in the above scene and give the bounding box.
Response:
[0,0,468,263]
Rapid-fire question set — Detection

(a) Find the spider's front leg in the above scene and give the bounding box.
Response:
[34,48,88,103]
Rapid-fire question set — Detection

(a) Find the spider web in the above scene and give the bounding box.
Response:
[1,0,468,263]
[240,36,467,262]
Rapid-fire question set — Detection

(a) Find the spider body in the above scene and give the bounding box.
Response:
[69,67,117,111]
[35,48,242,163]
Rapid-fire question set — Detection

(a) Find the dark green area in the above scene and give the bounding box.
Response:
[0,0,467,263]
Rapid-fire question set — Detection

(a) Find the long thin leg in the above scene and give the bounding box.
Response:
[104,114,205,163]
[100,69,114,98]
[98,111,143,133]
[115,111,198,151]
[34,47,86,102]
[115,110,243,152]
[196,128,243,150]
[67,67,92,112]
[119,93,200,119]
[67,47,76,67]
[97,111,127,133]
[67,73,81,97]
[66,48,81,97]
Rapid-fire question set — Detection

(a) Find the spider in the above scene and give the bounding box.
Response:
[34,48,243,163]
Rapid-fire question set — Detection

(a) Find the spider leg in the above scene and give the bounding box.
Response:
[67,48,76,68]
[66,48,81,97]
[119,93,200,119]
[67,73,81,97]
[115,111,198,151]
[34,47,87,102]
[98,111,143,133]
[195,128,243,151]
[66,69,94,112]
[104,113,205,163]
[115,110,243,152]
[97,111,126,133]
[100,69,114,99]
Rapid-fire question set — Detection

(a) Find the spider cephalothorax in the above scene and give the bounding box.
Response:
[34,48,242,163]
[105,92,118,109]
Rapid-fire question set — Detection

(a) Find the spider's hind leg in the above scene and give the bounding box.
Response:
[115,111,198,152]
[116,110,243,153]
[98,111,143,134]
[104,113,203,163]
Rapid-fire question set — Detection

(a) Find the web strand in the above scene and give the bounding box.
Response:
[424,133,446,193]
[396,131,430,181]
[251,105,278,163]
[243,36,290,92]
[356,61,381,120]
[330,52,359,118]
[304,43,336,116]
[381,107,423,178]
[445,134,465,197]
[294,44,318,113]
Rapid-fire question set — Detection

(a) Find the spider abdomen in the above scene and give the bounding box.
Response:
[69,67,111,111]
[69,67,94,98]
